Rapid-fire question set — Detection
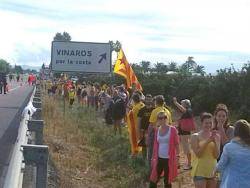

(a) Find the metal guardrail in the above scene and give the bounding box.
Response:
[3,84,48,188]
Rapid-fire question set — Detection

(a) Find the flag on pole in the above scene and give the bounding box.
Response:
[114,49,143,91]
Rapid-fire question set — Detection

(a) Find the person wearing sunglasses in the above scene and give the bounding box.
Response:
[147,95,173,172]
[149,111,180,188]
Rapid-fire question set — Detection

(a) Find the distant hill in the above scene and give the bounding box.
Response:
[21,65,40,71]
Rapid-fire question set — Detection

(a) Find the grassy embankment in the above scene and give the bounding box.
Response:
[42,94,194,188]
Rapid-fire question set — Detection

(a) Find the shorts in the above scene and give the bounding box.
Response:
[69,99,74,105]
[112,113,125,121]
[193,176,214,181]
[180,135,191,154]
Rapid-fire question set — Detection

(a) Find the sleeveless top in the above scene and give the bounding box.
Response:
[191,134,217,178]
[157,128,170,158]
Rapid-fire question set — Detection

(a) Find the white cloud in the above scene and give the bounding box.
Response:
[0,0,250,72]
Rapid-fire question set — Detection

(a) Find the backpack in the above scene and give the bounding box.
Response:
[113,97,126,116]
[179,118,196,132]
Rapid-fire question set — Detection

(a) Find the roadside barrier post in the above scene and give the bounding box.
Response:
[32,108,42,120]
[33,101,42,108]
[33,97,41,103]
[27,120,44,145]
[34,92,41,98]
[22,144,49,188]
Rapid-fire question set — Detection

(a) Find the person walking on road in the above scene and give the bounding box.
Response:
[0,72,7,94]
[16,74,20,82]
[28,74,32,86]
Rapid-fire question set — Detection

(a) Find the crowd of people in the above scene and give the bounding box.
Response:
[43,76,250,188]
[0,73,26,94]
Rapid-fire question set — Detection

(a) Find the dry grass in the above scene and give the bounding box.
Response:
[43,94,194,188]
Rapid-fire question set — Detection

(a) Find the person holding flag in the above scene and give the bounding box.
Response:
[127,93,145,155]
[113,48,144,155]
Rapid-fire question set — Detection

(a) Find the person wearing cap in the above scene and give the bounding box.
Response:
[173,97,194,170]
[149,111,180,188]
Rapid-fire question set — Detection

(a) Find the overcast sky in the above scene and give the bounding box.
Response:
[0,0,250,73]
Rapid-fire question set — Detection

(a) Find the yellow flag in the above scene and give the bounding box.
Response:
[114,49,142,91]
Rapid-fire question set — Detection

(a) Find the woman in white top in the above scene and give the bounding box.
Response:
[149,111,180,188]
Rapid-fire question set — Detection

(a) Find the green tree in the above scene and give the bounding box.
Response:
[140,61,151,73]
[154,62,168,74]
[131,63,143,74]
[182,57,197,71]
[194,65,206,76]
[178,57,198,75]
[168,62,178,72]
[53,31,72,41]
[0,59,11,73]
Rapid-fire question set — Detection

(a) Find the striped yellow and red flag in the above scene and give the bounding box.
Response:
[127,111,139,155]
[127,101,145,155]
[114,49,142,91]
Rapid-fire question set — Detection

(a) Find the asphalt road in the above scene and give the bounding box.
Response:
[0,81,34,186]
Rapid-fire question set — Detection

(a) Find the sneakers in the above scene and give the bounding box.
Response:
[183,164,192,170]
